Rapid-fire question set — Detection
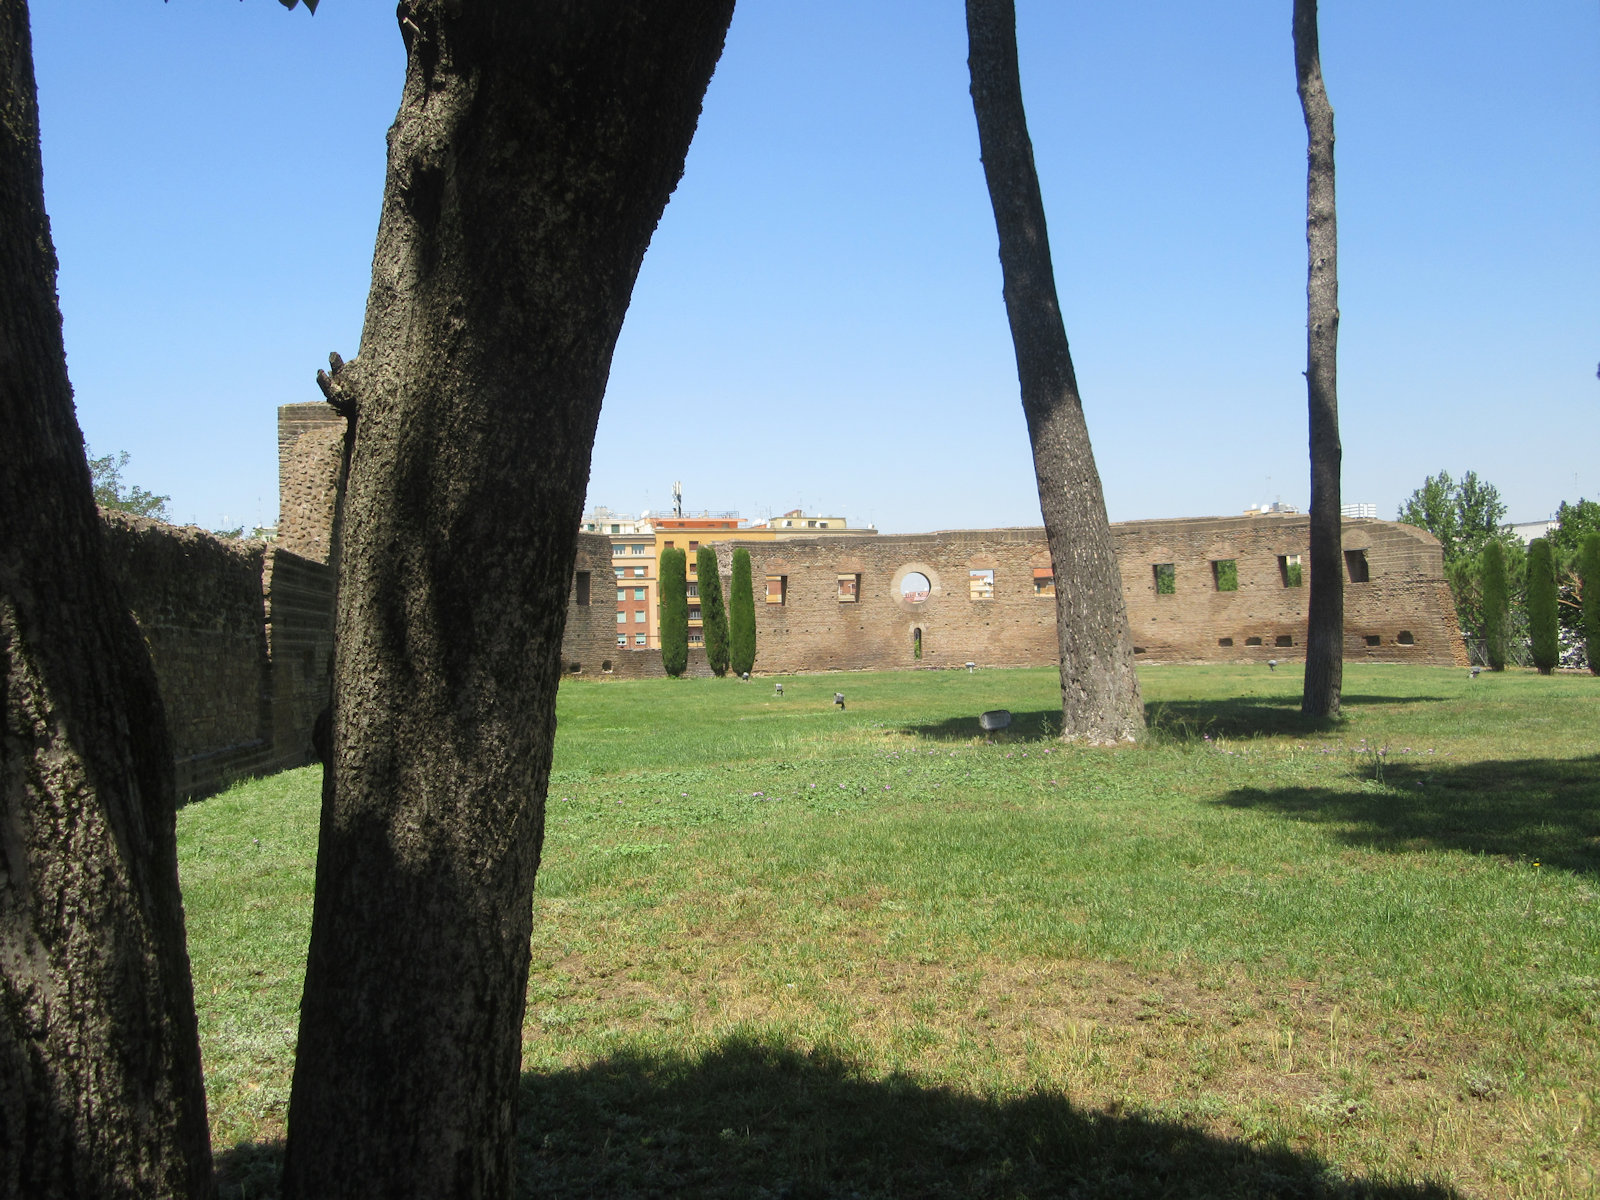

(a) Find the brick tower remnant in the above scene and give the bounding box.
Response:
[277,402,345,563]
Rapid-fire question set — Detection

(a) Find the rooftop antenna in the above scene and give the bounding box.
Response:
[672,480,682,519]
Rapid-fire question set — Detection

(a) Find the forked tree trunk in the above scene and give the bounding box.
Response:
[0,2,214,1196]
[966,0,1143,743]
[1295,0,1343,718]
[280,4,734,1196]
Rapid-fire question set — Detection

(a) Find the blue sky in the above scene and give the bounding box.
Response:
[31,1,1597,535]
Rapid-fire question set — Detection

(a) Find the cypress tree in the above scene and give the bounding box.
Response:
[1526,537,1559,674]
[698,546,730,676]
[1582,532,1600,676]
[659,548,688,677]
[729,548,756,676]
[1480,541,1508,671]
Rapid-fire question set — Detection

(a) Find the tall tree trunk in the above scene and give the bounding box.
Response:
[1295,0,1343,718]
[966,0,1143,743]
[280,4,734,1197]
[0,2,214,1196]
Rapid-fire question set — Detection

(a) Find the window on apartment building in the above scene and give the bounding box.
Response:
[766,575,787,604]
[1212,560,1238,592]
[612,545,624,556]
[837,574,859,602]
[616,634,626,646]
[616,589,625,603]
[609,524,620,533]
[614,568,624,579]
[1033,568,1055,596]
[1153,563,1176,595]
[616,612,626,624]
[1345,549,1370,583]
[633,588,645,601]
[632,544,645,555]
[969,569,995,601]
[633,610,645,623]
[689,606,701,621]
[1278,554,1303,587]
[688,630,704,646]
[687,582,699,598]
[689,541,699,552]
[575,571,590,606]
[633,567,645,577]
[634,633,646,646]
[664,540,674,549]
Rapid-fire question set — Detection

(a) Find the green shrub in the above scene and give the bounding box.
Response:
[1582,532,1600,676]
[659,548,688,677]
[697,547,730,677]
[1480,541,1508,671]
[1526,538,1559,675]
[729,549,756,676]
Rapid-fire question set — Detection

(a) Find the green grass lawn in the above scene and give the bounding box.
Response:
[178,664,1600,1198]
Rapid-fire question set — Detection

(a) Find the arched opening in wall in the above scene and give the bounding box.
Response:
[1218,637,1234,647]
[1245,636,1263,646]
[601,659,613,673]
[567,662,581,674]
[1364,635,1381,647]
[1275,635,1293,647]
[901,572,931,603]
[1397,631,1415,645]
[912,628,922,660]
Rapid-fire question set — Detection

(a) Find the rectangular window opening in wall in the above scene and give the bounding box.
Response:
[969,568,995,600]
[615,611,626,625]
[1245,636,1262,646]
[687,582,699,598]
[766,575,787,605]
[633,588,645,601]
[633,567,646,577]
[1218,637,1234,647]
[1212,559,1238,591]
[575,571,590,606]
[688,632,704,646]
[634,633,646,646]
[1275,635,1293,647]
[1032,568,1055,596]
[689,541,699,553]
[664,540,674,550]
[616,589,625,603]
[1397,631,1415,645]
[616,634,626,647]
[1153,563,1175,595]
[614,568,623,579]
[1278,554,1303,587]
[688,606,701,622]
[1364,634,1381,647]
[1345,549,1370,583]
[837,573,859,602]
[634,611,645,623]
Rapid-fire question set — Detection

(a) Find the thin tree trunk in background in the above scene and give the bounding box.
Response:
[1295,0,1343,718]
[281,3,734,1196]
[0,1,214,1196]
[966,0,1143,743]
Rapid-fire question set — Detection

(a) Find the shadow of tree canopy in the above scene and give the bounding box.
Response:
[1220,754,1600,875]
[900,694,1450,743]
[508,1033,1455,1199]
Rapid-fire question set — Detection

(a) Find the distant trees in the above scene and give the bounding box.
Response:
[697,547,730,675]
[1397,469,1522,644]
[1526,538,1559,675]
[1294,0,1343,720]
[660,548,690,677]
[1480,541,1509,671]
[89,448,170,520]
[729,548,756,676]
[1581,534,1600,675]
[965,0,1143,743]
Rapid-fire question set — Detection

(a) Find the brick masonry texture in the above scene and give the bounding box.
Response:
[101,511,333,798]
[277,402,345,564]
[567,516,1460,679]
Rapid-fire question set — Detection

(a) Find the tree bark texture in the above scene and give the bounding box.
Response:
[280,4,734,1197]
[966,0,1143,743]
[0,2,214,1196]
[1294,0,1343,718]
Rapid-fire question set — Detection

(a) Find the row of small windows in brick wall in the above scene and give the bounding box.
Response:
[764,568,1058,606]
[1151,550,1369,595]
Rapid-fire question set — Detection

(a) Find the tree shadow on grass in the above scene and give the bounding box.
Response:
[212,1032,1461,1197]
[901,695,1449,744]
[512,1032,1455,1199]
[1220,754,1600,875]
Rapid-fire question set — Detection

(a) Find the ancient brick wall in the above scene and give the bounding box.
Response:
[100,512,333,798]
[276,401,345,563]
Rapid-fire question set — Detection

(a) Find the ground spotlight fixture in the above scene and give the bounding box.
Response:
[1267,659,1277,671]
[834,692,845,710]
[775,682,784,695]
[965,661,976,673]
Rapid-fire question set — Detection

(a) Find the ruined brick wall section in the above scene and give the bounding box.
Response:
[556,516,1460,677]
[101,512,277,797]
[263,547,335,770]
[1115,515,1464,666]
[277,402,345,564]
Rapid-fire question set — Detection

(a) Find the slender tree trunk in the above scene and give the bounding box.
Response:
[1295,0,1343,718]
[966,0,1142,743]
[0,2,213,1196]
[281,4,734,1197]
